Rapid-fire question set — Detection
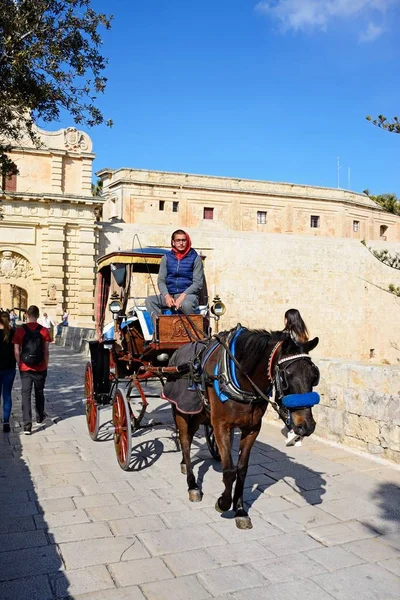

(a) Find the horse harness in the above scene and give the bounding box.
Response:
[188,325,319,425]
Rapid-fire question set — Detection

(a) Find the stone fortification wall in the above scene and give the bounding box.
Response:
[99,223,400,364]
[265,360,400,464]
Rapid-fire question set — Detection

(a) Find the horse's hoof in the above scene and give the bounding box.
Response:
[189,489,202,502]
[235,516,253,529]
[180,464,187,475]
[215,499,224,513]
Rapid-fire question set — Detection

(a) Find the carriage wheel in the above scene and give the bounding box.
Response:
[128,379,148,429]
[113,387,132,470]
[84,362,100,441]
[204,423,221,461]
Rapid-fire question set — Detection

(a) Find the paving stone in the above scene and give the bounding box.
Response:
[0,490,30,504]
[41,460,98,474]
[253,551,327,583]
[51,565,115,598]
[343,537,400,562]
[198,564,266,596]
[108,557,174,586]
[46,521,113,543]
[308,520,378,546]
[305,545,366,571]
[160,508,213,528]
[38,497,76,513]
[318,497,383,521]
[206,540,276,567]
[85,504,135,522]
[0,529,48,553]
[29,485,82,501]
[250,494,296,515]
[380,531,400,550]
[0,515,36,534]
[0,501,38,517]
[378,556,400,576]
[34,509,91,529]
[129,494,188,516]
[59,536,150,569]
[233,578,336,600]
[312,562,400,600]
[163,548,217,577]
[0,574,53,600]
[260,531,323,556]
[73,493,119,509]
[142,574,211,599]
[79,480,133,496]
[72,587,146,600]
[138,523,226,556]
[0,545,63,581]
[109,514,165,536]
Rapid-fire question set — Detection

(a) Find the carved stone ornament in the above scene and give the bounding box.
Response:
[0,251,34,280]
[47,283,57,301]
[64,127,89,151]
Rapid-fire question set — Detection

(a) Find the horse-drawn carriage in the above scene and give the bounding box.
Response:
[84,246,321,529]
[84,247,221,469]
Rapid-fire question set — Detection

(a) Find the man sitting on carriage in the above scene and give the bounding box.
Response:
[145,230,204,318]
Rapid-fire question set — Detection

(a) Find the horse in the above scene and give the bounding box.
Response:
[170,326,320,530]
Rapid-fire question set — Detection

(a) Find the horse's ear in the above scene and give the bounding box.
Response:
[302,337,319,353]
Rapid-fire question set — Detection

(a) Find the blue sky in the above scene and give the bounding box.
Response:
[55,0,400,194]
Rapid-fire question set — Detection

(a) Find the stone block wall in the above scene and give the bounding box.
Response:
[265,359,400,464]
[99,223,400,363]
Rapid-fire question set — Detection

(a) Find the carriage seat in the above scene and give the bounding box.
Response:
[135,305,208,341]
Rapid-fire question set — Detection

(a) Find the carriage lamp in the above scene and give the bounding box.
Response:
[109,292,122,319]
[211,295,226,317]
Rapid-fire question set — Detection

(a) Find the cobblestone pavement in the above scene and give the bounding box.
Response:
[1,345,400,600]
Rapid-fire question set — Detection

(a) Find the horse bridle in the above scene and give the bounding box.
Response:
[273,353,320,427]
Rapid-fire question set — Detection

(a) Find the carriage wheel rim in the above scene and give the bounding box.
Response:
[113,390,130,467]
[85,364,98,437]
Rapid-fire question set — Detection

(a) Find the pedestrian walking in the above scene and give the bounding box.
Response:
[38,312,56,341]
[0,311,16,433]
[13,305,51,435]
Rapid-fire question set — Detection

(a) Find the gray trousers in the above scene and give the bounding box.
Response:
[145,294,199,317]
[20,370,47,426]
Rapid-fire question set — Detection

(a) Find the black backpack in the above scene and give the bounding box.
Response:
[21,324,44,366]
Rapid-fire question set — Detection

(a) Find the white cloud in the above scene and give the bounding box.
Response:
[359,21,384,41]
[256,0,396,37]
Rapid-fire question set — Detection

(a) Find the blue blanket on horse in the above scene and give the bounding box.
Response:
[162,342,206,414]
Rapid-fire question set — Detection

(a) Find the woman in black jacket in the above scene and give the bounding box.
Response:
[0,311,16,432]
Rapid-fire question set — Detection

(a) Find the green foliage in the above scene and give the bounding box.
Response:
[363,191,400,216]
[366,115,400,134]
[0,0,112,176]
[388,284,400,297]
[91,179,103,197]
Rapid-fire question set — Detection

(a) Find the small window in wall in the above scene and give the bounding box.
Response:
[172,201,179,213]
[353,220,360,232]
[380,225,388,240]
[203,207,214,220]
[257,211,267,224]
[310,215,320,228]
[2,173,17,192]
[159,200,165,211]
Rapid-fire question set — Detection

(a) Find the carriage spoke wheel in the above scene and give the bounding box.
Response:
[113,387,132,470]
[84,362,100,441]
[204,423,221,461]
[129,379,148,429]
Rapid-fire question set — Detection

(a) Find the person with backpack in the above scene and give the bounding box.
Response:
[13,305,51,435]
[0,311,16,433]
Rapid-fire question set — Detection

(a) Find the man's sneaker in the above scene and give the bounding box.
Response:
[3,423,10,433]
[24,425,32,435]
[36,413,47,424]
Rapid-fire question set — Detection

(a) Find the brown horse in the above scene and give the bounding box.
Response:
[172,327,319,529]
